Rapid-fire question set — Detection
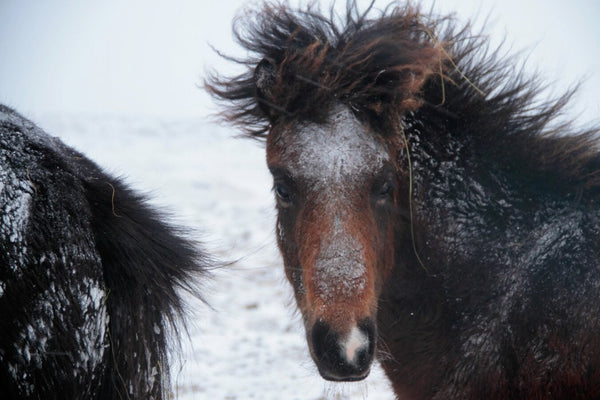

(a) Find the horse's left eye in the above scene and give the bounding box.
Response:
[374,180,394,202]
[381,182,392,194]
[378,181,393,197]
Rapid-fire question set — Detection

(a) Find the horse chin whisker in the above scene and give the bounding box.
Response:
[374,336,395,364]
[322,378,371,400]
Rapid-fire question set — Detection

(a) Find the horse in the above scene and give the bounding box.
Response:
[0,104,208,399]
[207,1,600,399]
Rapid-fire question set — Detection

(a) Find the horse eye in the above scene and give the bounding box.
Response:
[274,183,293,207]
[375,180,394,201]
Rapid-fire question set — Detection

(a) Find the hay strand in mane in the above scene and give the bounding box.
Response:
[399,123,431,274]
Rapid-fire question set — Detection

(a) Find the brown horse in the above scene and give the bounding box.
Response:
[208,2,600,399]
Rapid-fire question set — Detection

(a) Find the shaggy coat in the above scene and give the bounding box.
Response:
[207,1,600,399]
[0,105,207,399]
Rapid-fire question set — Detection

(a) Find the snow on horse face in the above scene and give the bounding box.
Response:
[267,105,397,380]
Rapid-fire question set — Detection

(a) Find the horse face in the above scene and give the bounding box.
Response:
[267,105,397,381]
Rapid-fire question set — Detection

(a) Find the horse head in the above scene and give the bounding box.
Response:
[265,103,404,380]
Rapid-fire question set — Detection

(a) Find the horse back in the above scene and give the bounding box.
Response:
[1,106,108,398]
[0,105,204,399]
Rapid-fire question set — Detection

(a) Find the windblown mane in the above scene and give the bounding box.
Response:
[206,1,444,135]
[206,0,600,190]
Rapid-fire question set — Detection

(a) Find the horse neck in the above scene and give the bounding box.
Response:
[399,113,599,282]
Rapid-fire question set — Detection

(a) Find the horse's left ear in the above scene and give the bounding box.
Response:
[254,58,277,119]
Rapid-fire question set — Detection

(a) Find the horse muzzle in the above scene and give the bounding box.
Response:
[309,318,376,381]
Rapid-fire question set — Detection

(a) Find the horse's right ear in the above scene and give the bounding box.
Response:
[254,58,277,120]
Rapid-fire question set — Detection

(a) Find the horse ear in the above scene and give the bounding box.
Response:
[254,58,277,119]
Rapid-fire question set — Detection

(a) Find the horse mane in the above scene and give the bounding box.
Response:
[206,1,444,135]
[206,0,600,190]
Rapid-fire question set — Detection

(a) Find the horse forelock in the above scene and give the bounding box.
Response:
[206,1,445,138]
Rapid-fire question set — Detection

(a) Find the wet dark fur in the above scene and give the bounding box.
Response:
[207,1,600,399]
[0,105,208,399]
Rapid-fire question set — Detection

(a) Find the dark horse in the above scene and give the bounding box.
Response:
[0,105,207,399]
[207,1,600,399]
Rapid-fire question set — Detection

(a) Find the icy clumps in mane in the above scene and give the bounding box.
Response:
[0,168,33,275]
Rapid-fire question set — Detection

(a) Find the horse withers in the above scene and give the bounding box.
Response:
[208,1,600,399]
[0,105,208,399]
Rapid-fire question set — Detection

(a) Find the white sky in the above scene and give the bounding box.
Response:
[0,0,598,124]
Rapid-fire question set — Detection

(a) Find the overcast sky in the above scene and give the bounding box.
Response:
[0,0,598,124]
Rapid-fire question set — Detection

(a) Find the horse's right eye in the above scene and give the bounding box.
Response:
[378,181,393,197]
[274,183,293,207]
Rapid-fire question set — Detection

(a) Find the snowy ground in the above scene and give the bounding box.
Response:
[37,114,395,400]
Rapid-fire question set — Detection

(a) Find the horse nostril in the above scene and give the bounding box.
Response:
[311,319,339,367]
[310,318,375,381]
[356,318,376,366]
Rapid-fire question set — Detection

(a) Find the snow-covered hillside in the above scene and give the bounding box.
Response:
[37,114,395,399]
